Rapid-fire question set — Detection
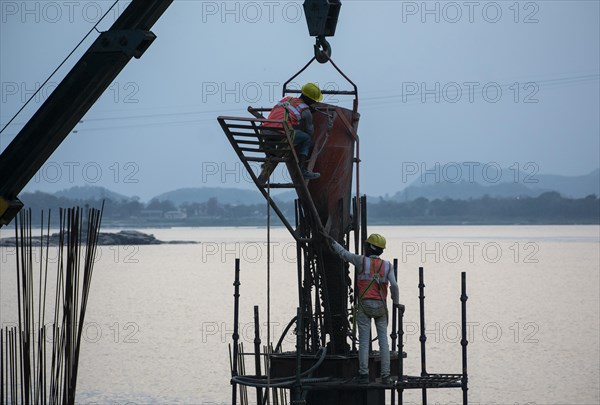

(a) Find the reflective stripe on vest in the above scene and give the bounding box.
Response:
[357,257,389,301]
[262,96,309,128]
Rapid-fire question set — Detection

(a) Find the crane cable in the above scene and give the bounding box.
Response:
[0,0,120,137]
[266,170,272,404]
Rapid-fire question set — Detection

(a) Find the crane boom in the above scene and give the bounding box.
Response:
[0,0,174,226]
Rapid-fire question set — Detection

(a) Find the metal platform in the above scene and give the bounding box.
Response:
[397,374,463,389]
[300,373,462,390]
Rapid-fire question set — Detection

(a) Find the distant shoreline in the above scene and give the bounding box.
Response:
[0,230,198,247]
[13,190,599,230]
[98,218,600,228]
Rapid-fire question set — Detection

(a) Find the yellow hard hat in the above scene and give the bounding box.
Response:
[366,233,386,250]
[301,82,323,102]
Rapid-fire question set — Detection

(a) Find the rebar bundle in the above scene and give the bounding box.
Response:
[1,205,103,405]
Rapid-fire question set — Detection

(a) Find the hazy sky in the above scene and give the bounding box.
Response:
[1,0,599,201]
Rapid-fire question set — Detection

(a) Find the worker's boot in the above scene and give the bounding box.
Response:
[354,373,369,384]
[298,154,320,180]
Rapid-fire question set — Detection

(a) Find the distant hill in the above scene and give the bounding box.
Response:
[535,169,599,198]
[153,187,265,205]
[392,181,546,201]
[54,185,131,201]
[271,190,298,202]
[392,167,599,201]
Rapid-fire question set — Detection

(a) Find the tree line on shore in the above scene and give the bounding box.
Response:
[12,190,600,226]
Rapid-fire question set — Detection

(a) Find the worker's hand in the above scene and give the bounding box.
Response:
[394,303,405,311]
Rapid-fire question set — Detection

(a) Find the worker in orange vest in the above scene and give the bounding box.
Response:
[260,82,322,181]
[329,233,400,385]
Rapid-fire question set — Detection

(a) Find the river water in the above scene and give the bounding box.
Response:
[1,225,598,404]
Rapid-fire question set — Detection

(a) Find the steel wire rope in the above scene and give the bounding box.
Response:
[3,73,593,134]
[266,163,272,404]
[358,73,600,108]
[0,0,121,136]
[0,107,241,130]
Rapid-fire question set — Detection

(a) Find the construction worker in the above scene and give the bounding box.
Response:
[328,233,399,385]
[260,82,322,181]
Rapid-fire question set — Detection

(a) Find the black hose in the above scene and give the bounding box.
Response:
[274,316,297,353]
[232,346,328,386]
[232,376,331,389]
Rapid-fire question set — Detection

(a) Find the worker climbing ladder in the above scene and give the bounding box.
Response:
[217,54,360,242]
[217,113,325,242]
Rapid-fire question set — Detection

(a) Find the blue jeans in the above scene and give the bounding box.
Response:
[357,299,390,377]
[293,130,311,157]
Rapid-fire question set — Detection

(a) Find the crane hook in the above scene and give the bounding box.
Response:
[314,36,331,64]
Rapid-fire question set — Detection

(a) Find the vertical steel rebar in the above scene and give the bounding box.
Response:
[291,307,304,405]
[4,207,103,404]
[351,197,358,353]
[9,329,14,404]
[391,259,399,350]
[391,259,398,405]
[253,306,264,405]
[239,343,248,405]
[72,204,103,403]
[231,258,241,405]
[25,209,33,405]
[14,213,24,405]
[461,272,469,405]
[351,196,358,256]
[397,304,405,405]
[359,195,371,356]
[41,210,51,405]
[359,196,367,255]
[295,200,303,313]
[418,267,428,405]
[1,329,3,405]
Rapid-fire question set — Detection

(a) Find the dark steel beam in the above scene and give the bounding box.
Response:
[0,0,174,226]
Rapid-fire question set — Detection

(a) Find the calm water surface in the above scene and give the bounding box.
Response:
[1,225,598,404]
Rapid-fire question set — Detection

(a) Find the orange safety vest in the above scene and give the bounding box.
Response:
[262,96,309,129]
[357,257,389,301]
